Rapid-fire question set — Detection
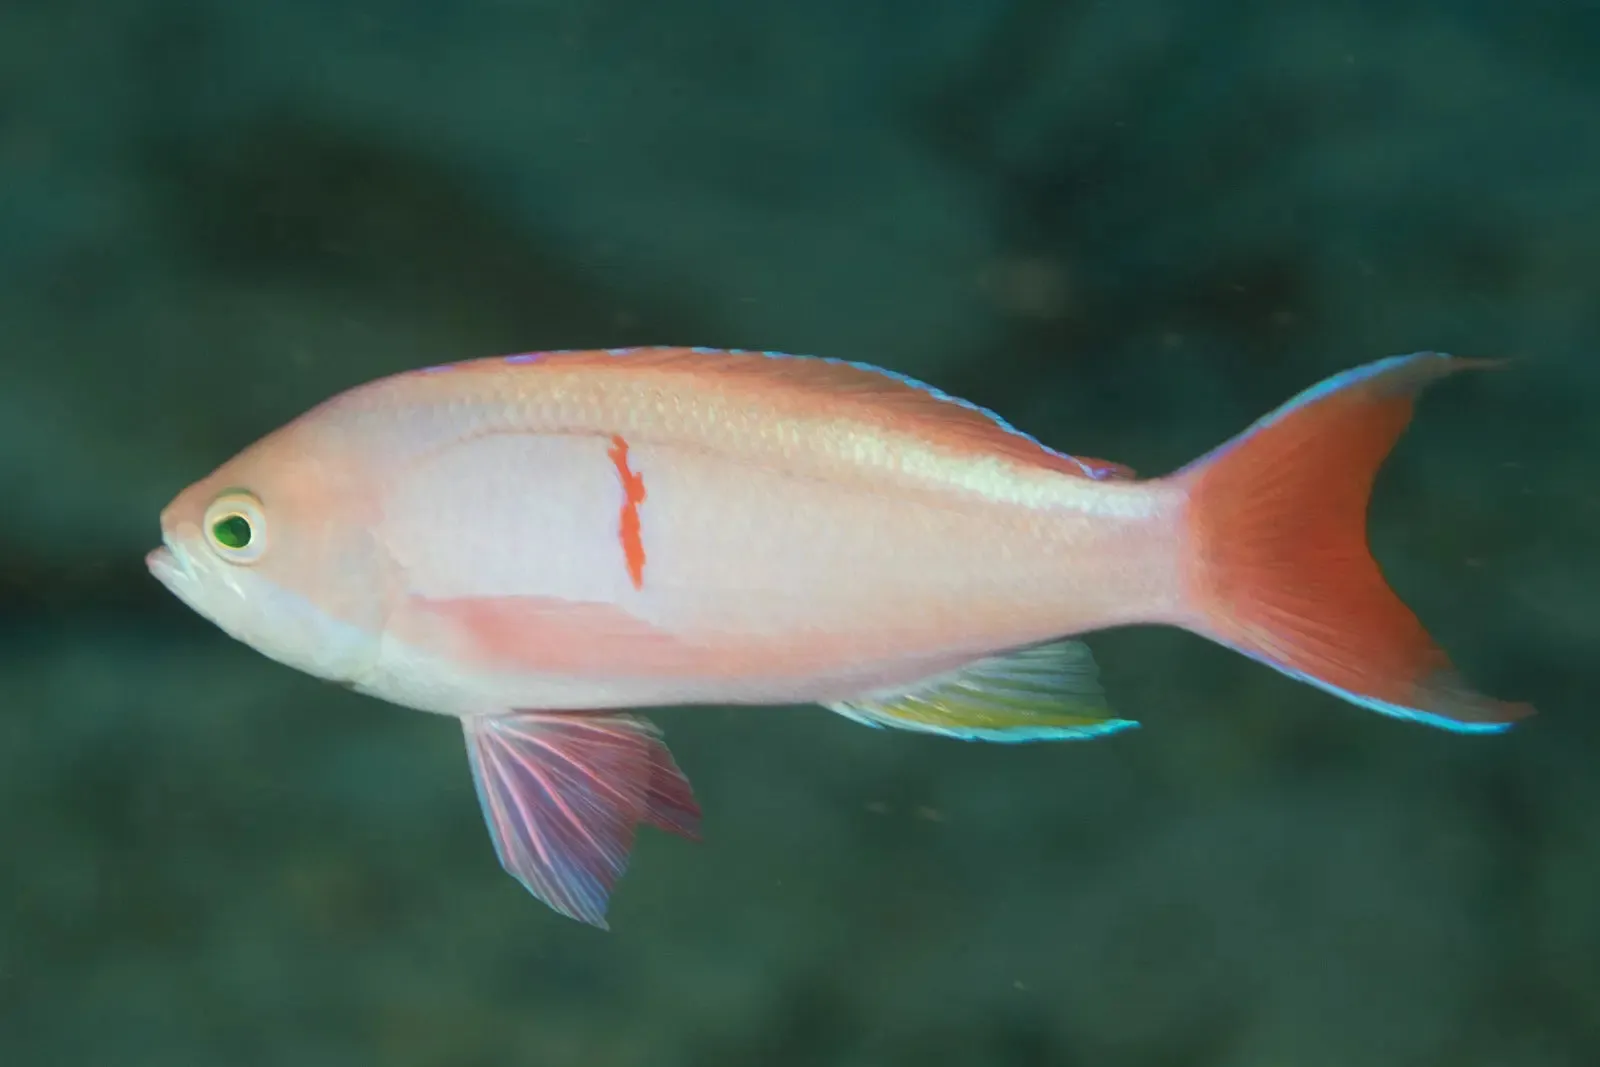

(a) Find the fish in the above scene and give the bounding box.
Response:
[146,346,1532,927]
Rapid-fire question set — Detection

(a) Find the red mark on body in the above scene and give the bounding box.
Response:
[606,434,648,589]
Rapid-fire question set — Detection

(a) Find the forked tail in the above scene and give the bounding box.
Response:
[1170,352,1532,732]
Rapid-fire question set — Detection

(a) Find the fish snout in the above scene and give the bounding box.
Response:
[145,534,199,588]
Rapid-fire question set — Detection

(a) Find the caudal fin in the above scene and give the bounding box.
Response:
[1171,352,1533,732]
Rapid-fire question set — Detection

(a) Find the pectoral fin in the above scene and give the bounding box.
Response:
[827,640,1137,742]
[463,710,700,928]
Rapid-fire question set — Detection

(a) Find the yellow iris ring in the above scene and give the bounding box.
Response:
[202,491,267,564]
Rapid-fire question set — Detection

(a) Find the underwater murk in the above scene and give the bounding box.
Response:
[4,2,1595,1065]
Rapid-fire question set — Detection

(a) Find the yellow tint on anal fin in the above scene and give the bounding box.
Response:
[826,640,1138,742]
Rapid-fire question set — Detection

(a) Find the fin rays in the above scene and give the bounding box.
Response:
[1175,351,1533,731]
[463,711,700,928]
[828,639,1138,742]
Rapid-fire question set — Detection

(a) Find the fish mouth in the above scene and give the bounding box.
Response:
[146,538,198,592]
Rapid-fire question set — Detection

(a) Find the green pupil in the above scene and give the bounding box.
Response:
[213,514,253,549]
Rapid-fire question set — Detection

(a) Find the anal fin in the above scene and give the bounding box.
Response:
[827,639,1138,742]
[463,710,700,928]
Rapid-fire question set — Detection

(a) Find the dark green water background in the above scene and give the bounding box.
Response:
[2,2,1595,1064]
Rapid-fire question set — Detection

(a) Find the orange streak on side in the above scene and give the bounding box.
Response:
[606,434,648,589]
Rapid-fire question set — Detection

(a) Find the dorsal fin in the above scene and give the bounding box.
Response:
[437,346,1135,481]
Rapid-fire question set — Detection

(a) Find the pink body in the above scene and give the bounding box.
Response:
[277,348,1186,715]
[149,346,1531,926]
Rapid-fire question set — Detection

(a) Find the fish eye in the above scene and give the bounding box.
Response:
[213,514,251,548]
[203,492,268,564]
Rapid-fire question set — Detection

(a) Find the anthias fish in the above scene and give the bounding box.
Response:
[147,347,1531,926]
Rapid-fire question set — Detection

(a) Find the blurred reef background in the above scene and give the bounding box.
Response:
[2,1,1598,1065]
